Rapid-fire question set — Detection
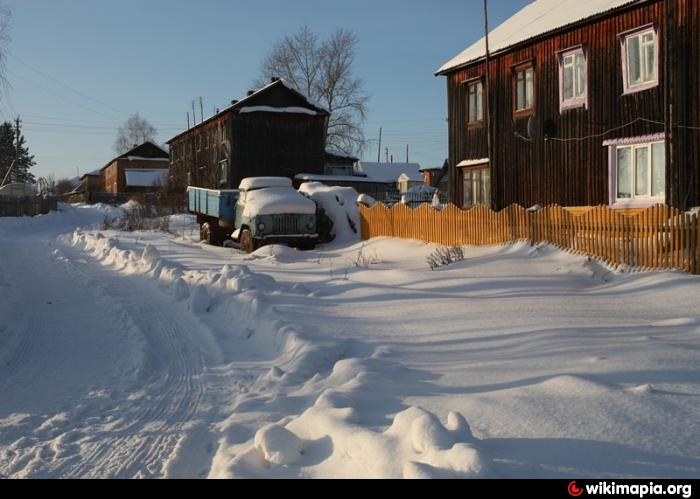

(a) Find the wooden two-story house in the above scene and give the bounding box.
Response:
[167,78,329,191]
[437,0,700,211]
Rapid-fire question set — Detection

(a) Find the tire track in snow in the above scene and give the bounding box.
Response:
[0,233,210,479]
[54,243,208,479]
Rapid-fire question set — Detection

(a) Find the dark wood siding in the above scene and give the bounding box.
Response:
[446,0,699,210]
[230,112,327,188]
[168,81,328,191]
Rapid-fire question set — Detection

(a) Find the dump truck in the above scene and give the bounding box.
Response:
[187,177,318,252]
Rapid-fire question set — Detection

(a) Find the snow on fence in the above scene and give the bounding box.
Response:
[359,203,700,274]
[0,196,57,217]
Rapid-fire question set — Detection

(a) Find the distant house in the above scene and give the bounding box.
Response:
[324,149,359,176]
[420,162,449,193]
[80,170,102,196]
[100,142,170,194]
[296,161,423,200]
[437,0,700,211]
[167,78,330,191]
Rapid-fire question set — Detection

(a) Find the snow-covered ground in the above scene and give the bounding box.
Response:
[0,204,698,478]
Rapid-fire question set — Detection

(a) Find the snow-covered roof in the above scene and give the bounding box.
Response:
[124,156,169,162]
[354,162,423,183]
[242,187,316,217]
[239,177,293,191]
[81,169,101,178]
[238,106,320,116]
[437,0,643,74]
[325,148,359,161]
[295,174,396,184]
[167,79,329,144]
[124,169,169,188]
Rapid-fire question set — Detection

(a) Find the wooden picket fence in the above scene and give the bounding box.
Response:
[359,203,700,275]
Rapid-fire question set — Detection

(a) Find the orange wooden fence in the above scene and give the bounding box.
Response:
[359,203,700,274]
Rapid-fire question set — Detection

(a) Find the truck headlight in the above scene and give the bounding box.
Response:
[258,223,265,231]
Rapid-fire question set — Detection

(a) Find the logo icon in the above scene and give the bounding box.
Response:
[568,481,584,497]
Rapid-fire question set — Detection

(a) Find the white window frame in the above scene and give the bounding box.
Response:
[607,136,665,208]
[466,79,484,124]
[620,23,659,95]
[557,45,588,112]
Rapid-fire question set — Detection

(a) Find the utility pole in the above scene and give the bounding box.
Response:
[483,0,495,210]
[664,0,676,207]
[192,101,196,127]
[406,144,409,163]
[199,97,204,124]
[377,127,382,163]
[385,147,389,163]
[187,112,190,130]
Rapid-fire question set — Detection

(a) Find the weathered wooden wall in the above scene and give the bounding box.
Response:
[446,0,699,210]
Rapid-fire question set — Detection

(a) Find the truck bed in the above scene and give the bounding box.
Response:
[187,186,239,223]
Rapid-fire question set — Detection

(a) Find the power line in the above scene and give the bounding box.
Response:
[7,69,122,121]
[9,54,131,118]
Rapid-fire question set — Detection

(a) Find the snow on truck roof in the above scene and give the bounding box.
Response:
[436,0,642,74]
[239,177,292,191]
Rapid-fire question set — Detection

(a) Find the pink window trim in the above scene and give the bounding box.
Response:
[607,134,666,209]
[557,45,588,113]
[619,23,659,96]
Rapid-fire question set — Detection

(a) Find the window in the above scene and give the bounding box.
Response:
[620,24,658,94]
[462,165,490,207]
[558,46,587,111]
[612,140,665,204]
[466,79,484,124]
[513,63,535,117]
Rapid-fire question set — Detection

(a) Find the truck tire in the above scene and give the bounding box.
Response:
[200,223,211,242]
[201,222,225,246]
[240,229,257,253]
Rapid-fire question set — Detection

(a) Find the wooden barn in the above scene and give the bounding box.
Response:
[437,0,700,211]
[167,78,329,191]
[100,142,170,194]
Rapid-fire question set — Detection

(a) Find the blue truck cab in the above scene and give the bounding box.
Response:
[187,177,318,252]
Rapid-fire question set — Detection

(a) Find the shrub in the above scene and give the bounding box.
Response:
[426,246,465,271]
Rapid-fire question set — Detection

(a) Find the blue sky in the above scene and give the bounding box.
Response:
[1,0,528,180]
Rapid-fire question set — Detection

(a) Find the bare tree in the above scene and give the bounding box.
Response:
[257,26,369,156]
[113,113,157,155]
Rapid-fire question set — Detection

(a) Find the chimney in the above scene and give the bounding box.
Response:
[247,90,255,97]
[230,99,239,106]
[270,76,280,83]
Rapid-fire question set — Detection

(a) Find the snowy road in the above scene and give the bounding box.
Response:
[0,207,215,478]
[1,204,699,479]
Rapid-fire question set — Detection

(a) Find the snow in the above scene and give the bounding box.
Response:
[457,158,489,168]
[124,156,169,163]
[298,182,360,244]
[296,173,394,184]
[0,203,699,478]
[357,193,376,207]
[241,187,316,218]
[354,161,423,183]
[437,0,638,74]
[238,106,320,116]
[238,177,292,191]
[124,169,168,188]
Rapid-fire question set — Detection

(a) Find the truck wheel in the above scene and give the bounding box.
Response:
[201,223,211,242]
[201,223,225,246]
[240,229,256,253]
